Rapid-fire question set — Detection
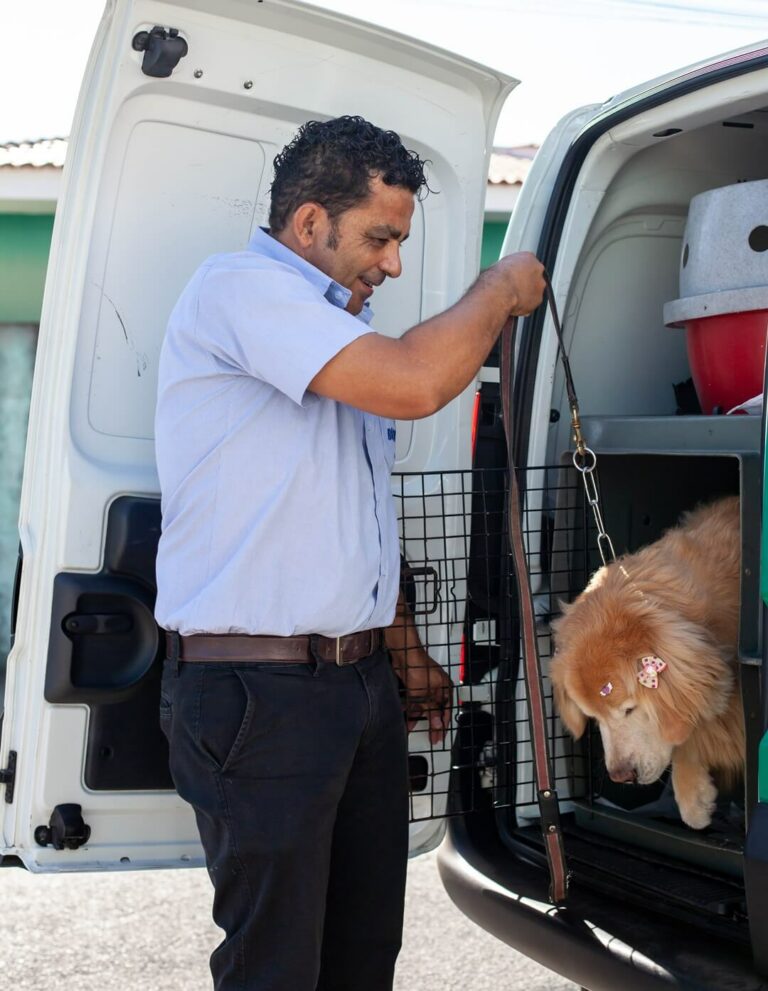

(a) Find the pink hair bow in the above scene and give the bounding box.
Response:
[637,655,667,689]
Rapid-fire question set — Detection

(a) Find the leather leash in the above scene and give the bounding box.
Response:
[499,275,569,906]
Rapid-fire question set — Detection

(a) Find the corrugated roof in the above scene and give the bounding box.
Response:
[0,138,538,184]
[488,146,537,186]
[0,138,68,168]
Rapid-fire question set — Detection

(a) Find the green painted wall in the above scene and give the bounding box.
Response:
[0,212,49,667]
[0,214,55,322]
[480,219,509,270]
[0,324,37,667]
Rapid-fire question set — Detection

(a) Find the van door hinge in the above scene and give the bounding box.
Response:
[132,26,188,78]
[34,804,91,851]
[0,751,16,803]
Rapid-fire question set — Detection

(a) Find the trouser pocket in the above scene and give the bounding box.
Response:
[196,666,255,773]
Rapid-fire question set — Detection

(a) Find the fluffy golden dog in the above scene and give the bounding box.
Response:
[550,496,744,829]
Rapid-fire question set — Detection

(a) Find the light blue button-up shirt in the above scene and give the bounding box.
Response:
[154,228,400,636]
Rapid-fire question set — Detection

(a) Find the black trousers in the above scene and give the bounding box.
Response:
[159,647,409,991]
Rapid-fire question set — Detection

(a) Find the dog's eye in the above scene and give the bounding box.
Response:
[624,707,636,717]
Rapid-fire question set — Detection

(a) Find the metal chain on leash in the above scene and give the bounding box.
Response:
[543,274,616,566]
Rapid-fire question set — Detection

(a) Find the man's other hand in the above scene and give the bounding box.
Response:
[393,649,452,744]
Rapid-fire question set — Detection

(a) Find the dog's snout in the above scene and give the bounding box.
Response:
[608,765,638,785]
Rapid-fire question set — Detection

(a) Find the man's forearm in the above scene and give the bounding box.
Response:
[398,269,512,414]
[385,592,424,674]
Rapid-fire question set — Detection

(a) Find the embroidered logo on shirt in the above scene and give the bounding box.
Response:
[387,427,396,441]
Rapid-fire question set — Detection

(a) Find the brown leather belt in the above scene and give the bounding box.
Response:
[165,629,383,665]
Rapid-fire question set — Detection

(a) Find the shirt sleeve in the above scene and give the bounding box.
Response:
[194,260,372,406]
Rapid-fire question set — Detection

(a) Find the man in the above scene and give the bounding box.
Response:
[155,115,545,991]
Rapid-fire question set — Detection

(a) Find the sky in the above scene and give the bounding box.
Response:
[2,0,768,147]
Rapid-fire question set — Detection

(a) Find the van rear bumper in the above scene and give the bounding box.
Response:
[438,818,763,991]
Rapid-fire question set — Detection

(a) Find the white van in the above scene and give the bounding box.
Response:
[4,2,768,988]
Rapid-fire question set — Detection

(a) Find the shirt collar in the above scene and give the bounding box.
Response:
[248,227,374,325]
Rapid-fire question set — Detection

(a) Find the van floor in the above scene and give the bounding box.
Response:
[513,815,748,942]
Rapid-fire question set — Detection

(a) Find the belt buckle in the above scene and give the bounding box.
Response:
[335,636,343,666]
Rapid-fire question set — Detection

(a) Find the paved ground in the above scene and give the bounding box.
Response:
[0,848,578,990]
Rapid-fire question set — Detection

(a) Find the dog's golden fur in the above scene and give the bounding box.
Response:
[550,495,744,829]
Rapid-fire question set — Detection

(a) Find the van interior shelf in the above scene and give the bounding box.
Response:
[578,414,762,455]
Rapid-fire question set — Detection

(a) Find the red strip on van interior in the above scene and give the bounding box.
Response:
[470,388,481,457]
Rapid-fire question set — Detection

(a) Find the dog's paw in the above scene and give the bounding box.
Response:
[676,775,718,830]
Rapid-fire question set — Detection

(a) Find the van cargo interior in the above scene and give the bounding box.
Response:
[495,84,768,941]
[379,84,766,956]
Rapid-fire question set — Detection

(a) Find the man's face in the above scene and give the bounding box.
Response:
[306,175,415,316]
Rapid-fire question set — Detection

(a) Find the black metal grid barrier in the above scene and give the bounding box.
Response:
[392,465,596,823]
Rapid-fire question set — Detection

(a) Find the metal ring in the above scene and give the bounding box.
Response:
[572,446,597,473]
[597,531,617,565]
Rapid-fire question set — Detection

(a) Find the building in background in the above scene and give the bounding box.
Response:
[0,138,533,662]
[0,139,67,667]
[482,146,537,267]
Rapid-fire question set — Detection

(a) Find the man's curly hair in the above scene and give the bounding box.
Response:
[269,116,429,233]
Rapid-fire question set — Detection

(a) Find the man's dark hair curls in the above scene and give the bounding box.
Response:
[269,116,429,233]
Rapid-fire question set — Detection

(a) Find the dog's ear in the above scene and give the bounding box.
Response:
[656,710,691,748]
[550,663,588,739]
[645,615,734,746]
[550,610,588,738]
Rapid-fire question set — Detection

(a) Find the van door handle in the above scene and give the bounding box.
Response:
[403,566,440,615]
[62,613,133,635]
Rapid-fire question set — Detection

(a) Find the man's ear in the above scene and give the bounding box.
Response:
[551,669,588,739]
[291,202,325,248]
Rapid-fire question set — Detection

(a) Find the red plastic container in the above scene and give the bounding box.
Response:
[684,309,768,414]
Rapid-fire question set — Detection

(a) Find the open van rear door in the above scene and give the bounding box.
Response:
[1,0,513,870]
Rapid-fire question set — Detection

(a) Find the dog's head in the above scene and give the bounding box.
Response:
[550,570,733,786]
